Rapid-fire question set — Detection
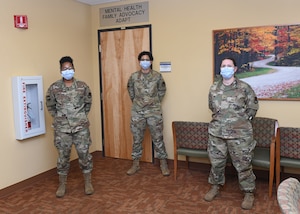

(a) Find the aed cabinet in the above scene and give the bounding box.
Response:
[12,76,46,140]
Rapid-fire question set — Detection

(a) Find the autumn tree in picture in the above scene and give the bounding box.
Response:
[213,24,300,100]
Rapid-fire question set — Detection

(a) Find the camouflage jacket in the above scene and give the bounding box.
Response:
[45,78,92,133]
[208,78,259,139]
[127,70,166,112]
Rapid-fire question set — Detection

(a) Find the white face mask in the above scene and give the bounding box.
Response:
[220,67,235,80]
[61,69,75,80]
[140,61,151,70]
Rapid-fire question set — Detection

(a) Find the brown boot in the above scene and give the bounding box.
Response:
[241,192,254,210]
[83,173,94,195]
[126,160,140,175]
[204,185,219,202]
[160,159,170,176]
[56,174,67,198]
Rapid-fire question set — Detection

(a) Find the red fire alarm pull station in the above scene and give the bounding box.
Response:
[14,15,28,29]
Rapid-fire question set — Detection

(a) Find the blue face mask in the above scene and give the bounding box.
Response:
[61,69,75,80]
[140,61,151,70]
[220,67,235,80]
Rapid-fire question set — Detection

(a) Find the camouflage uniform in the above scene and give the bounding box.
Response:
[208,78,259,192]
[127,70,168,160]
[46,78,93,175]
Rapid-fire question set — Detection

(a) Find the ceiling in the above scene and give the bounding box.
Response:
[76,0,120,5]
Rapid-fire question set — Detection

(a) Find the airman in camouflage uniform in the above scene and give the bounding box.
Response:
[126,51,170,176]
[204,57,259,210]
[46,56,94,198]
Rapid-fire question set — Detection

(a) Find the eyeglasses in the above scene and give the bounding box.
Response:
[62,67,74,71]
[140,59,150,61]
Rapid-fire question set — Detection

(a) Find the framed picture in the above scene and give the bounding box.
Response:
[213,24,300,101]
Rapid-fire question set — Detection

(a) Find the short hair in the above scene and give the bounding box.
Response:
[59,56,74,68]
[138,51,153,61]
[221,57,237,67]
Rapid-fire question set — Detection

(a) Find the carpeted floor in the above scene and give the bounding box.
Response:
[0,152,286,213]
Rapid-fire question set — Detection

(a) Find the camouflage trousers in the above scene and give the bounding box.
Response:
[207,134,256,192]
[54,128,93,175]
[130,110,168,160]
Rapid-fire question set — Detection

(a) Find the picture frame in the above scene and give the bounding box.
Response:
[213,24,300,101]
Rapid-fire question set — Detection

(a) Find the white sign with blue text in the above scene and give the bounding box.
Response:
[160,62,171,73]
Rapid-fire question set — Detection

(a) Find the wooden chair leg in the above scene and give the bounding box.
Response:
[269,164,275,198]
[174,154,178,181]
[275,166,281,190]
[186,156,189,169]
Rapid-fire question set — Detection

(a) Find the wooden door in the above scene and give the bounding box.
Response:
[98,25,153,162]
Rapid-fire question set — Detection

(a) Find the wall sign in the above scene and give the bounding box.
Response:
[160,62,171,73]
[99,1,149,27]
[14,15,28,29]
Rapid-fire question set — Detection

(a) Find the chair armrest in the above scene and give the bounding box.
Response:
[270,136,275,156]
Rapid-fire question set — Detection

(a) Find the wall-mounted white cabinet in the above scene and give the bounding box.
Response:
[12,76,46,140]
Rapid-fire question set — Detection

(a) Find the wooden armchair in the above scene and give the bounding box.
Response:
[251,117,278,198]
[172,121,209,180]
[275,127,300,190]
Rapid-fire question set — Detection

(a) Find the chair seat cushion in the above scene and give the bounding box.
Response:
[177,148,232,163]
[280,157,300,168]
[252,147,270,168]
[177,148,208,158]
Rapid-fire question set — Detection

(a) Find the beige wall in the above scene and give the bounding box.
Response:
[92,0,300,159]
[1,0,300,190]
[0,0,98,189]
